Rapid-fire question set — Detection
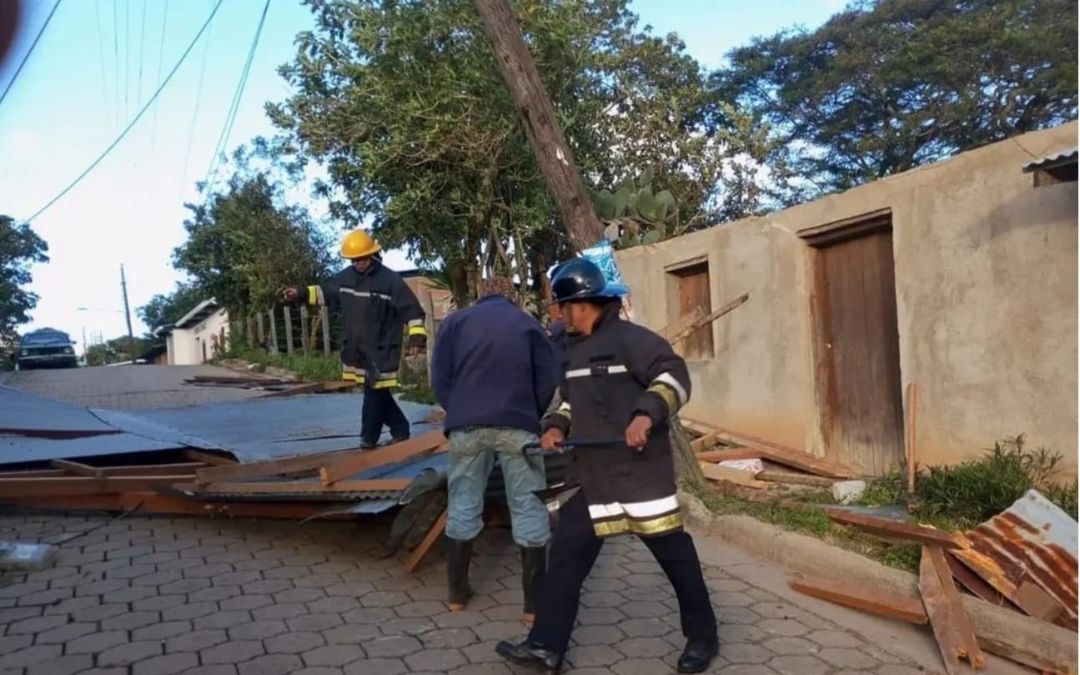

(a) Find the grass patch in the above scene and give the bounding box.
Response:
[220,347,343,383]
[399,384,437,405]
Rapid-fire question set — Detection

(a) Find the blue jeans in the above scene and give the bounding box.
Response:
[446,427,550,548]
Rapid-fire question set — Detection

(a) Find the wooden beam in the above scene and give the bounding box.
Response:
[945,551,1012,608]
[403,510,447,574]
[193,478,412,496]
[758,471,836,488]
[195,448,357,486]
[686,422,857,478]
[473,0,605,252]
[689,432,718,453]
[0,475,198,497]
[319,431,447,485]
[920,546,985,672]
[699,462,768,489]
[905,382,918,495]
[660,305,706,342]
[184,450,236,466]
[668,292,750,346]
[0,469,69,479]
[49,459,104,478]
[260,382,322,399]
[1,492,339,520]
[825,510,968,549]
[696,448,762,463]
[100,462,205,477]
[791,576,928,625]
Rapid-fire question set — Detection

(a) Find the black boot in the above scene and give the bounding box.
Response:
[444,536,473,611]
[677,635,719,674]
[520,545,546,625]
[495,639,562,672]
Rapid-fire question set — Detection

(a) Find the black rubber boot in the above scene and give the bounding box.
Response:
[444,536,473,611]
[495,639,563,672]
[520,545,547,625]
[677,635,719,674]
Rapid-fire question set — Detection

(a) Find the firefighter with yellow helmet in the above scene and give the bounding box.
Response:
[283,230,427,448]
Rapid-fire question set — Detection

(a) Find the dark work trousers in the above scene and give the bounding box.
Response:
[360,386,410,446]
[528,492,717,653]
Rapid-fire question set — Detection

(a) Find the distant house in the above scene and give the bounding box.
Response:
[400,270,454,332]
[155,299,230,366]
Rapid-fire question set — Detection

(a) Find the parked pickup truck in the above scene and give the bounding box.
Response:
[16,328,78,370]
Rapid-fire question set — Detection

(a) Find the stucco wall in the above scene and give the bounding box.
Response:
[168,308,230,366]
[616,122,1078,477]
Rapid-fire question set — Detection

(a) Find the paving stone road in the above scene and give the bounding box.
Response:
[0,509,960,675]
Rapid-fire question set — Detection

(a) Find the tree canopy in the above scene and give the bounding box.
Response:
[138,283,207,334]
[269,0,772,306]
[719,0,1078,194]
[0,215,48,346]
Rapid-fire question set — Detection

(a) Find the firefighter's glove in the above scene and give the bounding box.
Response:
[540,427,565,453]
[280,286,303,303]
[625,415,653,451]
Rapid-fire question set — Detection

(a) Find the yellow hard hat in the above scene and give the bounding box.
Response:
[339,229,381,259]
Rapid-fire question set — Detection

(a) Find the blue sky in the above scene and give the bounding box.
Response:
[0,0,843,344]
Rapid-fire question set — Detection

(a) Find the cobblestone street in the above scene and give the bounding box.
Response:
[0,510,950,675]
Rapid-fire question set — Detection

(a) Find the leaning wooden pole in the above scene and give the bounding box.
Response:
[474,0,605,253]
[474,0,703,489]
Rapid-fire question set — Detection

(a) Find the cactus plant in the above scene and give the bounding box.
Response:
[590,168,679,249]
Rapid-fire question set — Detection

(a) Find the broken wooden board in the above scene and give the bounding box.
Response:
[825,510,969,549]
[667,292,750,346]
[1014,580,1067,623]
[0,475,204,498]
[660,305,707,342]
[50,459,104,478]
[758,470,836,488]
[920,545,985,672]
[699,462,768,489]
[3,492,340,520]
[190,478,412,496]
[184,450,237,467]
[946,551,1012,608]
[686,421,857,478]
[0,541,57,571]
[194,447,358,486]
[403,509,448,574]
[319,432,447,485]
[690,432,718,453]
[790,575,928,624]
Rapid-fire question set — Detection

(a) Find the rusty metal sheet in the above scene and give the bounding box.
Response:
[954,490,1077,630]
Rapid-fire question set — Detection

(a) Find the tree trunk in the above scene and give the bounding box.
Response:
[447,260,470,310]
[474,0,605,253]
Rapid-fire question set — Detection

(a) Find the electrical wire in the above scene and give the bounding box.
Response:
[22,0,226,224]
[0,0,63,109]
[149,0,169,153]
[202,0,272,195]
[94,0,109,129]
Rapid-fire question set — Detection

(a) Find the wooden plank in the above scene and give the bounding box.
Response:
[696,448,762,463]
[0,469,69,479]
[699,462,768,489]
[320,305,331,355]
[791,576,928,624]
[319,431,447,485]
[920,546,985,672]
[184,450,237,467]
[2,492,340,520]
[758,471,836,488]
[268,310,278,355]
[284,305,295,356]
[194,478,412,495]
[1014,580,1067,623]
[685,421,857,478]
[256,312,266,347]
[403,510,447,574]
[905,382,918,494]
[659,305,706,342]
[946,551,1012,608]
[690,432,718,453]
[49,459,103,478]
[825,510,968,549]
[260,382,322,399]
[300,305,311,353]
[194,448,359,486]
[679,418,716,436]
[668,292,750,347]
[0,475,198,498]
[100,462,205,477]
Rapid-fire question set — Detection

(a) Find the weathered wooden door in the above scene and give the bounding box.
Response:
[808,218,904,475]
[674,263,713,360]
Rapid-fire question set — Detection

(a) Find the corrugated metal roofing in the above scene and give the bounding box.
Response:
[1022,147,1078,172]
[0,385,118,438]
[0,434,185,466]
[954,490,1077,629]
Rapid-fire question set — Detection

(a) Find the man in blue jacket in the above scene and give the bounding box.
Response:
[432,276,561,623]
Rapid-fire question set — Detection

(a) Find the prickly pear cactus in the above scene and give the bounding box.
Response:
[591,168,678,249]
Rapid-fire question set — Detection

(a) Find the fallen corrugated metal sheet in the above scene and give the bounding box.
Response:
[0,434,186,466]
[0,385,118,438]
[954,490,1077,628]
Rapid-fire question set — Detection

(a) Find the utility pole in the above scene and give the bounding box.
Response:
[120,265,135,363]
[473,0,605,253]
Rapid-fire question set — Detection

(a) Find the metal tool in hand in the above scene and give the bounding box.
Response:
[521,438,630,457]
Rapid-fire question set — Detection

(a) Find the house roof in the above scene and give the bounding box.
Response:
[154,298,222,336]
[1022,147,1078,173]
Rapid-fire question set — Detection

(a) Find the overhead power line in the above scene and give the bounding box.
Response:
[22,0,226,224]
[0,0,63,109]
[202,0,272,195]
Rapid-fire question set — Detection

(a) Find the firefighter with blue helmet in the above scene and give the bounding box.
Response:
[497,257,718,673]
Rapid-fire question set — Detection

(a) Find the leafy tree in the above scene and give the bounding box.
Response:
[269,0,770,307]
[719,0,1079,194]
[0,215,48,364]
[173,148,334,315]
[138,283,207,334]
[84,335,154,367]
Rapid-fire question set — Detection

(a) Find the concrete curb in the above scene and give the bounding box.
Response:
[680,490,1078,675]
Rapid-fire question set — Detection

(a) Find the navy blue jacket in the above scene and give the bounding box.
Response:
[432,295,560,435]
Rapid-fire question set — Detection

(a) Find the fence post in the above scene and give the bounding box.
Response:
[256,313,266,350]
[320,306,331,355]
[283,306,295,356]
[245,316,255,348]
[425,292,437,385]
[268,309,278,355]
[299,306,311,354]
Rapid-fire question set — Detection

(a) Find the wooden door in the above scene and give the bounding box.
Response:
[809,222,904,475]
[674,263,713,360]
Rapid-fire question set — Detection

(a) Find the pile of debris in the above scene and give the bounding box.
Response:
[183,373,357,397]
